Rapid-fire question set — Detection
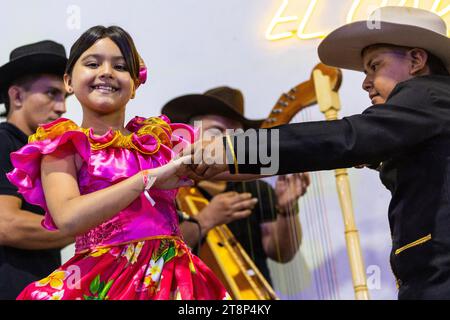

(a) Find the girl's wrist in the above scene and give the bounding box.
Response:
[141,170,157,206]
[141,169,157,190]
[141,170,149,191]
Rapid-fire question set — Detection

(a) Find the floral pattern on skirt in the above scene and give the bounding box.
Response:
[17,238,230,300]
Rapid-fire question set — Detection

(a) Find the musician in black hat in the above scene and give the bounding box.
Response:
[162,86,309,284]
[0,40,73,299]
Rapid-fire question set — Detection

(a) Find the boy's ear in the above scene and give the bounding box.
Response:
[408,48,428,75]
[64,73,73,94]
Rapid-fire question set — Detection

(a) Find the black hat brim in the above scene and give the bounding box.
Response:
[161,94,264,129]
[0,53,67,103]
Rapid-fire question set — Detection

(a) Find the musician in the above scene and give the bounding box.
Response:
[0,40,74,299]
[162,86,309,284]
[186,7,450,299]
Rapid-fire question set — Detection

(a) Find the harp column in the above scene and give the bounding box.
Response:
[313,69,370,300]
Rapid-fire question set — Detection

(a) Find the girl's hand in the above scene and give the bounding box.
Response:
[143,155,195,190]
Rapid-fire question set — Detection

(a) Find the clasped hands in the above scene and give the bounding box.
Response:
[147,136,228,190]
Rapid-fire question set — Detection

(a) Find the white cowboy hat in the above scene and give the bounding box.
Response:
[318,6,450,73]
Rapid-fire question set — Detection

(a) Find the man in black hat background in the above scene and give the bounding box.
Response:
[162,86,309,284]
[0,40,74,299]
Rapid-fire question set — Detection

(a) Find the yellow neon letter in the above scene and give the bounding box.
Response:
[432,0,449,17]
[397,0,420,7]
[347,0,390,23]
[432,0,450,35]
[348,0,449,23]
[265,0,299,41]
[296,0,327,39]
[267,0,449,41]
[346,0,361,24]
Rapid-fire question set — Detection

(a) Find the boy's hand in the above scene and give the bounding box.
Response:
[179,137,229,180]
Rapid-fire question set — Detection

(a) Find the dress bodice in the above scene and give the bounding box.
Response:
[7,115,195,253]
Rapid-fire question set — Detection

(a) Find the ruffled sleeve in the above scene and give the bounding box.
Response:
[6,118,91,231]
[126,115,196,158]
[6,116,196,231]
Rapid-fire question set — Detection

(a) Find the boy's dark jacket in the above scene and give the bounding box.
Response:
[228,75,450,299]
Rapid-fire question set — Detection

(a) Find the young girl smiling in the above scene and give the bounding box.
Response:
[8,25,229,300]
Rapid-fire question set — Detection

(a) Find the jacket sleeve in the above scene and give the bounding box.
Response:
[225,80,447,175]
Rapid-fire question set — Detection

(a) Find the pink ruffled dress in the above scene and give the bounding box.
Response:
[7,115,229,300]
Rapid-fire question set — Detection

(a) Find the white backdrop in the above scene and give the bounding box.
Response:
[2,0,446,299]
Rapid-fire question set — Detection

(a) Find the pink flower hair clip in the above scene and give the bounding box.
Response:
[139,66,147,85]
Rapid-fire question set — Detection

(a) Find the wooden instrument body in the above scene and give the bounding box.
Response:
[176,187,278,300]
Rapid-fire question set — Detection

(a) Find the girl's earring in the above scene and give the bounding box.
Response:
[130,85,136,99]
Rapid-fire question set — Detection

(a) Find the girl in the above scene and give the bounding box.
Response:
[7,25,229,300]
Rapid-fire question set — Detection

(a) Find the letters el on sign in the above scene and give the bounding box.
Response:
[265,0,450,41]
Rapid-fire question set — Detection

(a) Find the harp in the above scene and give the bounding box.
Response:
[177,63,370,300]
[261,63,370,300]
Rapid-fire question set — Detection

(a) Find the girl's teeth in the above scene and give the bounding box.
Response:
[95,86,116,92]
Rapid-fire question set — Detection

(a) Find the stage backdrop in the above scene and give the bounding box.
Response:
[1,0,448,300]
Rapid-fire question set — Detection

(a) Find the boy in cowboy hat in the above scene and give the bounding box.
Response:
[188,7,450,299]
[0,40,73,299]
[162,86,309,284]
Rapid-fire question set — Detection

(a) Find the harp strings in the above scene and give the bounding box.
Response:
[260,107,340,299]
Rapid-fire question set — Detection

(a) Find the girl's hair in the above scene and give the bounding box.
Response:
[66,26,141,82]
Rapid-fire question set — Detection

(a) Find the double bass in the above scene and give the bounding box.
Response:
[176,63,369,300]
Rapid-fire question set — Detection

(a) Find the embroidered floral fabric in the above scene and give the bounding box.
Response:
[7,116,229,300]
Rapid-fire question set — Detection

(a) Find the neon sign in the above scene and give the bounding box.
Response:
[265,0,450,41]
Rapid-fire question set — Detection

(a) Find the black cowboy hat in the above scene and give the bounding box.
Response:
[0,40,68,104]
[161,86,264,129]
